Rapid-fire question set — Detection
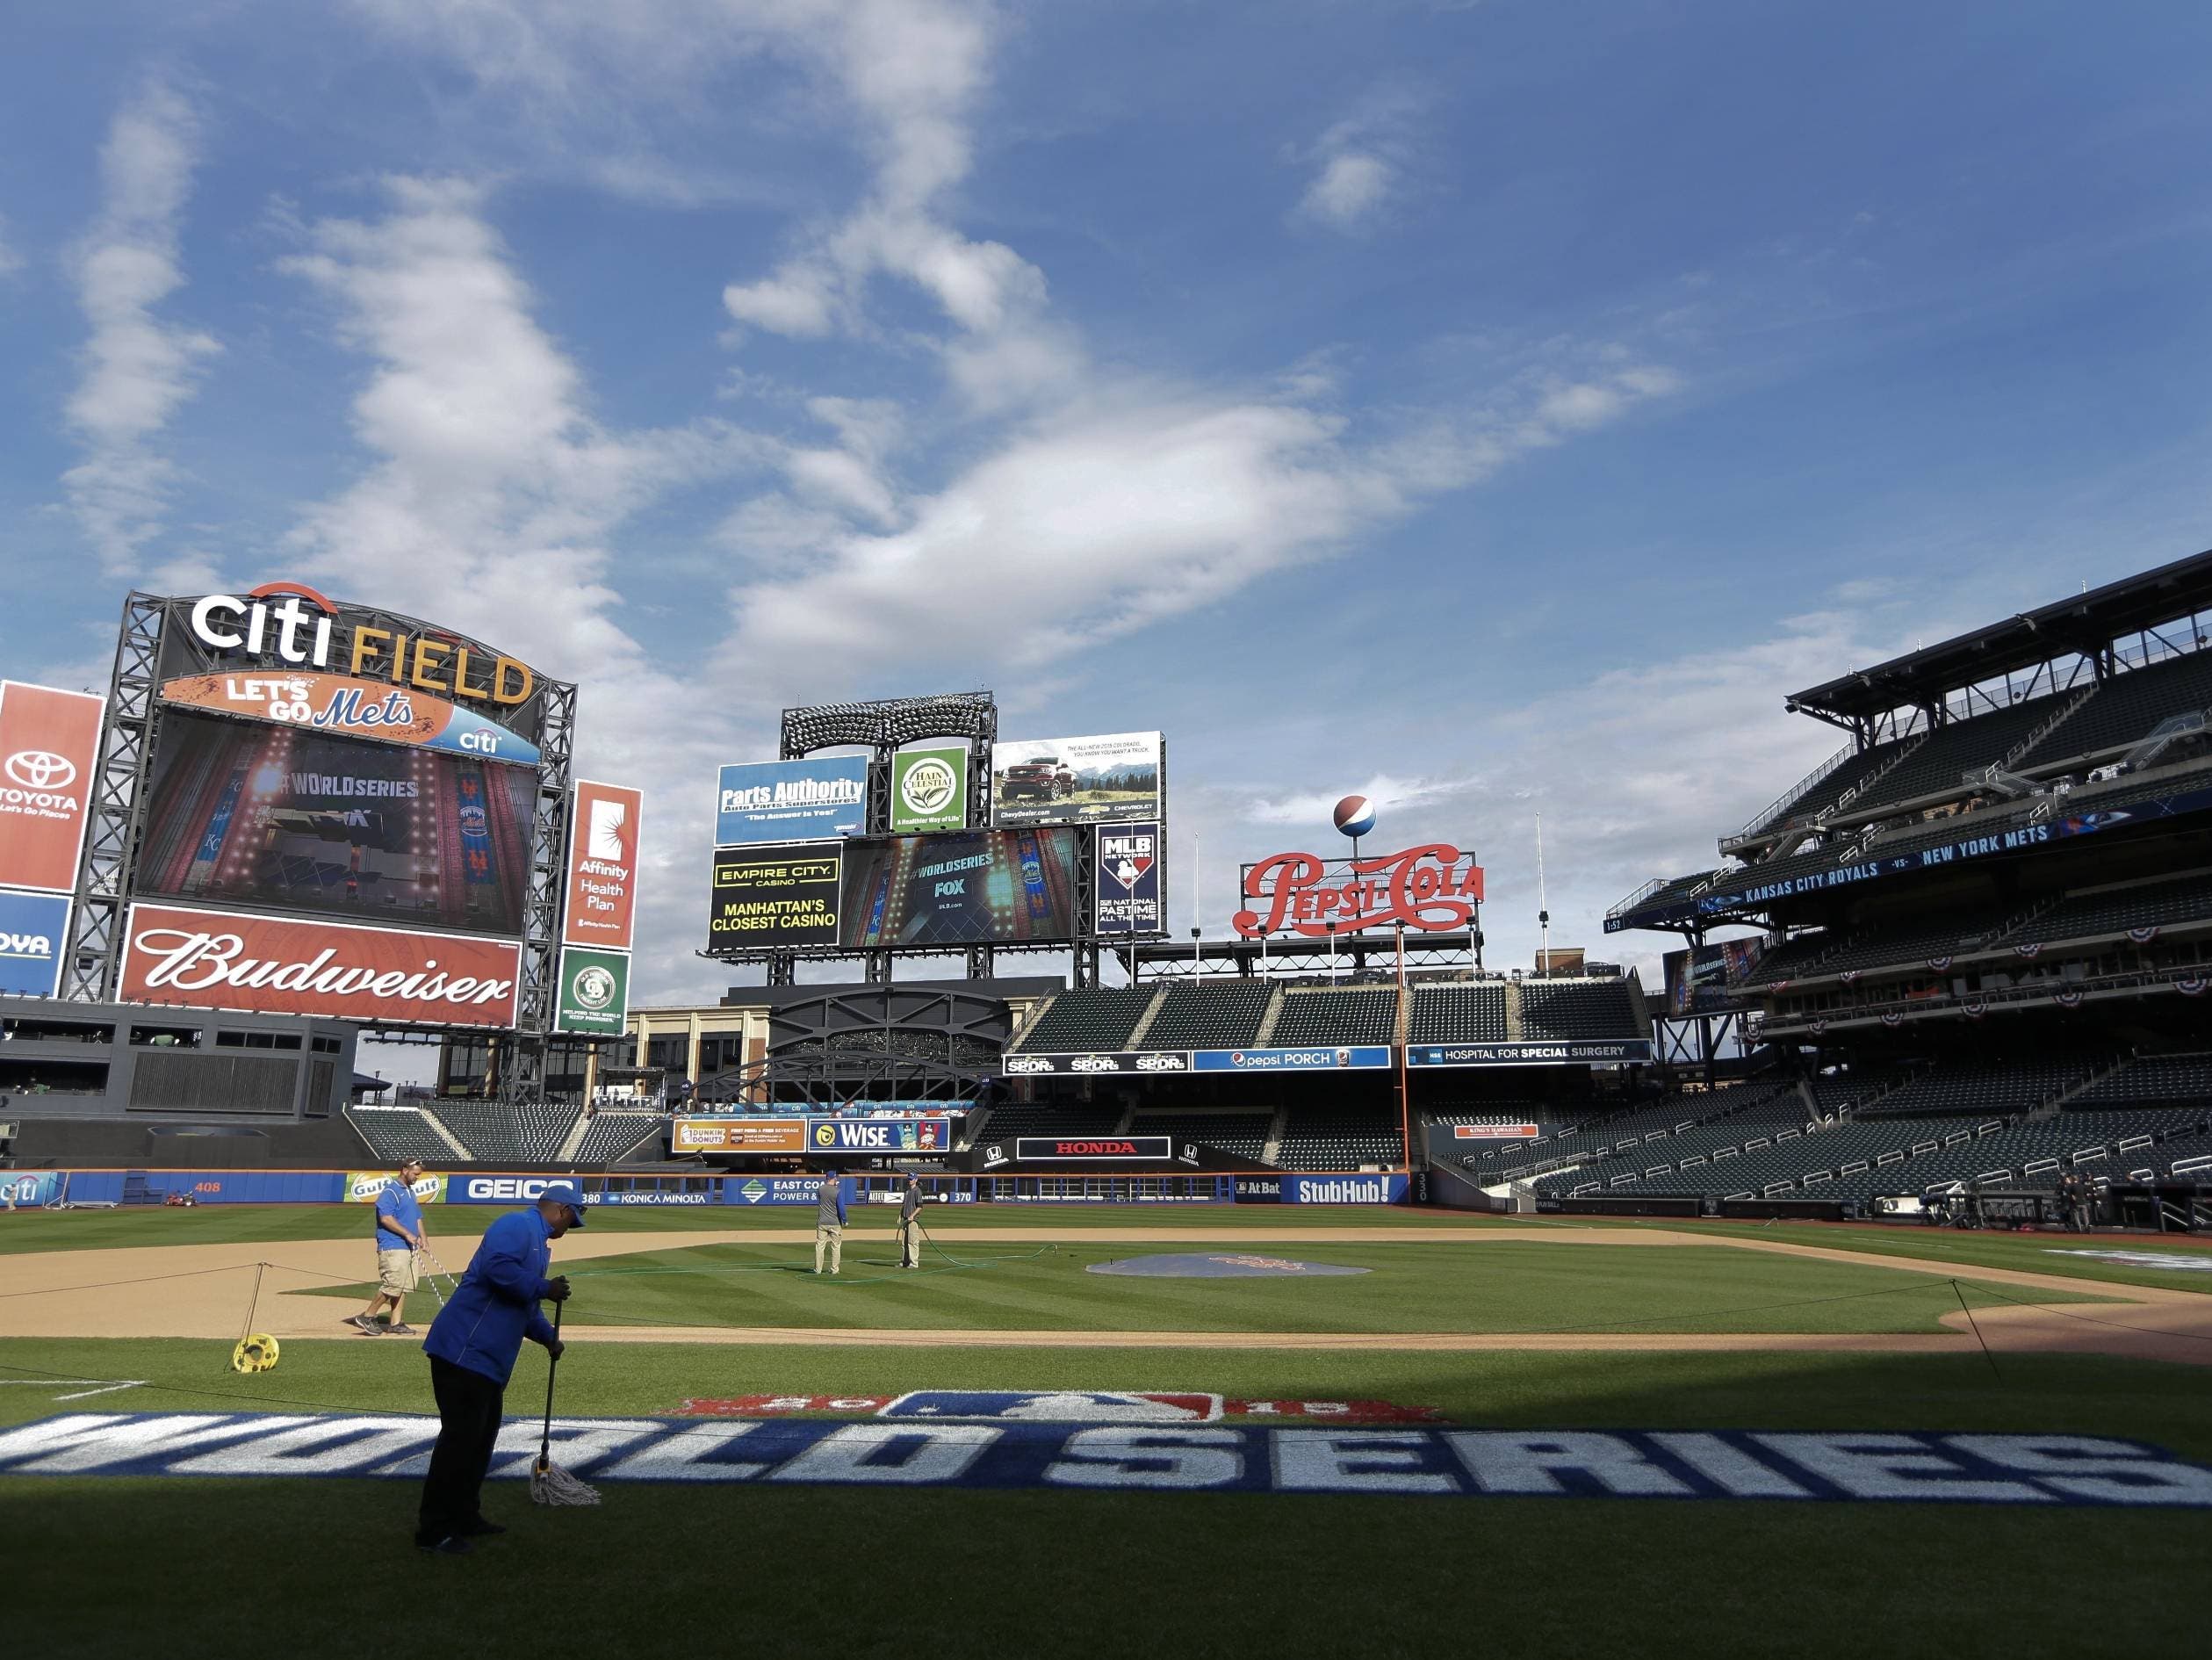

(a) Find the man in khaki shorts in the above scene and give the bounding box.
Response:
[812,1171,846,1275]
[352,1159,429,1335]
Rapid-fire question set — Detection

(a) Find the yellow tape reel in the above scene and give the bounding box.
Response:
[231,1333,280,1375]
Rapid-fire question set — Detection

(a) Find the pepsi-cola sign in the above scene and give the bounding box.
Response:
[1234,844,1483,938]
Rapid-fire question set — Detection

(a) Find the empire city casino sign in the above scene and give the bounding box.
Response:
[1232,843,1484,938]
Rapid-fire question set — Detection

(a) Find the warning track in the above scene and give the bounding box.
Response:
[2,1226,2208,1365]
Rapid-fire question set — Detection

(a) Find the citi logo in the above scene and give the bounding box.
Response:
[4,751,76,790]
[190,582,339,667]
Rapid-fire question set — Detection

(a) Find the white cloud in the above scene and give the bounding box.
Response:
[1291,93,1421,234]
[279,176,770,1002]
[61,83,220,579]
[1299,152,1393,229]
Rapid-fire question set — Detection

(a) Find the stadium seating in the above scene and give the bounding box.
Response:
[2013,649,2212,769]
[1270,988,1399,1047]
[1276,1109,1404,1169]
[1014,988,1156,1052]
[1739,741,1910,839]
[1139,982,1275,1050]
[1737,933,1832,985]
[969,1104,1127,1141]
[572,1112,665,1166]
[2071,1050,2212,1108]
[1856,1057,2091,1118]
[1805,1068,1908,1116]
[1792,919,2000,978]
[1409,983,1509,1043]
[1132,1112,1274,1158]
[2010,875,2212,947]
[1844,700,2054,812]
[1518,978,1639,1041]
[346,1107,457,1165]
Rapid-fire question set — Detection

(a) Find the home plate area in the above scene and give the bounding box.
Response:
[1084,1254,1371,1278]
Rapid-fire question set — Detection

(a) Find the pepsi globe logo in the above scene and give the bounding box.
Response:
[1333,795,1376,838]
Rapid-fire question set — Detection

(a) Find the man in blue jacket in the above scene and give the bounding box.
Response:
[414,1183,583,1554]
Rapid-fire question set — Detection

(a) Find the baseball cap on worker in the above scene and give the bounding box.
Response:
[537,1181,587,1226]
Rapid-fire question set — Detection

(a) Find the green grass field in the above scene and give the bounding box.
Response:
[3,1204,2207,1657]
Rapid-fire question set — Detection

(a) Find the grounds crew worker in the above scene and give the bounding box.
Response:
[352,1159,428,1336]
[414,1181,582,1555]
[898,1173,925,1269]
[813,1170,846,1275]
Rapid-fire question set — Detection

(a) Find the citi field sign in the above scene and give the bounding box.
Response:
[173,582,540,724]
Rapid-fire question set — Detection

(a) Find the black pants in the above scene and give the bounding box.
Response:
[418,1356,506,1543]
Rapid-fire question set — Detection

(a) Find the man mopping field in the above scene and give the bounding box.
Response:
[351,1159,429,1337]
[414,1181,580,1555]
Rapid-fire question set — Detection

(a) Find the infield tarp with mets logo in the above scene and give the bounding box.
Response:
[4,1413,2210,1507]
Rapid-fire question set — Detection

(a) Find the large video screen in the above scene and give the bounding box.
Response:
[1663,938,1768,1015]
[708,828,1082,950]
[842,827,1079,947]
[136,709,537,936]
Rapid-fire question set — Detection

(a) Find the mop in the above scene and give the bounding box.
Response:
[530,1299,599,1506]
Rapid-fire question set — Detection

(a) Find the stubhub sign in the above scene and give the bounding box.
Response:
[1286,1174,1409,1205]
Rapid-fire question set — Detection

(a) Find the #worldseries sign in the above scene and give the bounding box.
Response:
[3,1414,2209,1507]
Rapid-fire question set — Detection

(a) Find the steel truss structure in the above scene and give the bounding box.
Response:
[61,590,578,1102]
[700,985,1007,1106]
[714,689,1141,990]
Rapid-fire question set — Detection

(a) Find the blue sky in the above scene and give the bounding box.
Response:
[4,1,2212,1017]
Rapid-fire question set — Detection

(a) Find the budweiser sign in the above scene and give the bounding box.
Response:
[1233,844,1484,938]
[119,904,521,1028]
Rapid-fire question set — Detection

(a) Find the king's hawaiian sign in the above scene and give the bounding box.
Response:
[1232,844,1484,938]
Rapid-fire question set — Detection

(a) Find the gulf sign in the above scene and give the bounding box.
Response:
[0,681,104,893]
[158,673,540,766]
[564,780,643,949]
[118,904,522,1028]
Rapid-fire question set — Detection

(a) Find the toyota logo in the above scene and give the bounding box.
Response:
[4,751,76,790]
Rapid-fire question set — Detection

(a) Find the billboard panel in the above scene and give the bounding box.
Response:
[0,681,104,894]
[1094,820,1163,934]
[119,903,522,1028]
[709,846,843,947]
[0,890,72,997]
[890,746,969,834]
[554,947,631,1037]
[673,1118,806,1154]
[991,732,1160,827]
[716,757,868,846]
[157,672,541,766]
[564,779,643,949]
[1663,940,1769,1015]
[839,828,1079,948]
[135,710,537,937]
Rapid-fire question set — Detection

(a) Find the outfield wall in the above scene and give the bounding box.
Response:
[2,1168,1410,1208]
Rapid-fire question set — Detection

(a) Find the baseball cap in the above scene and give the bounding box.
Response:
[538,1181,588,1226]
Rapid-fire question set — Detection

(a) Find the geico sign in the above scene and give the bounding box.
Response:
[188,582,534,708]
[457,1177,562,1202]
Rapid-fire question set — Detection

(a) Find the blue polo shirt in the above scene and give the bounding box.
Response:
[375,1180,423,1250]
[422,1208,559,1386]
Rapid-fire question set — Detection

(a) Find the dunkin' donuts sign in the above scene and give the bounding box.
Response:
[119,903,522,1028]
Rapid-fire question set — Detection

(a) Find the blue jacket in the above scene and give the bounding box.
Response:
[423,1209,558,1385]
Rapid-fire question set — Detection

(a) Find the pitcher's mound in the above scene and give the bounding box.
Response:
[1088,1253,1370,1279]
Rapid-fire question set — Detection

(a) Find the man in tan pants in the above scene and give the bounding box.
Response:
[897,1174,925,1268]
[812,1172,846,1275]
